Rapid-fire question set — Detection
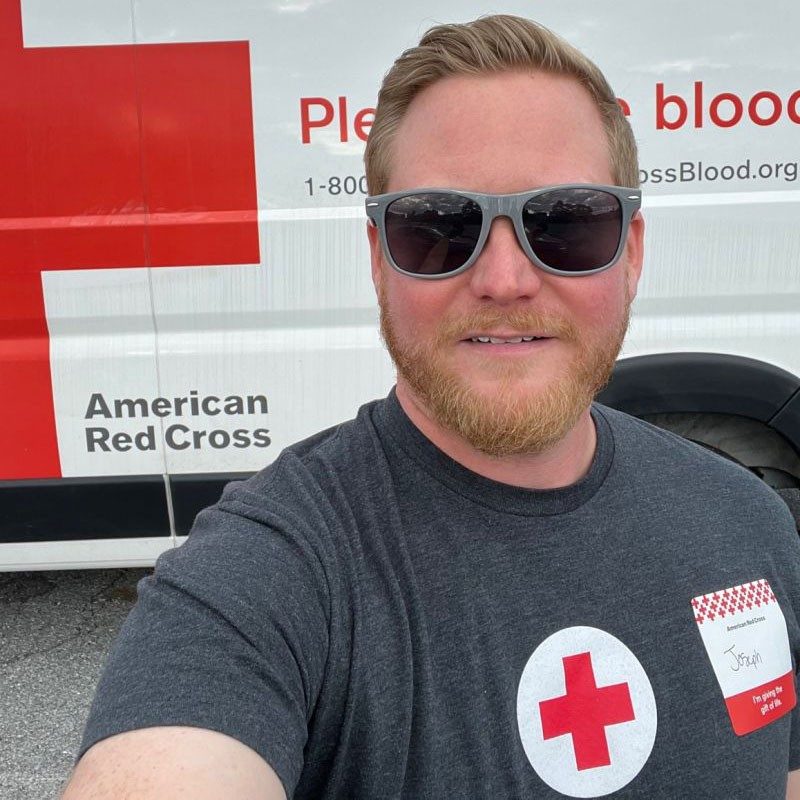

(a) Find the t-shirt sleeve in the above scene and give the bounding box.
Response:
[78,478,332,797]
[789,702,800,771]
[771,495,800,772]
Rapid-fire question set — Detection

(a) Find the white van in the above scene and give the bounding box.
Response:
[2,0,798,570]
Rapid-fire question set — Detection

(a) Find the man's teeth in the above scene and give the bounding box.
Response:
[469,336,542,344]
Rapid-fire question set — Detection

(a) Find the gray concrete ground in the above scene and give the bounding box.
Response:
[0,569,149,800]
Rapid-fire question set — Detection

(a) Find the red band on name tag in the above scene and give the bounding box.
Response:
[724,670,796,735]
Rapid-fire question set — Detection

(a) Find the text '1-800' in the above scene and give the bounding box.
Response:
[305,176,368,196]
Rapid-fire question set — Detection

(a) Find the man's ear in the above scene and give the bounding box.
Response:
[625,211,645,301]
[367,220,384,292]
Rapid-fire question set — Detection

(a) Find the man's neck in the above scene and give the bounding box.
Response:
[394,382,597,490]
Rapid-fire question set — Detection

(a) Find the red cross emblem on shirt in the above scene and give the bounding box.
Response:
[517,626,656,796]
[539,651,636,771]
[1,0,259,479]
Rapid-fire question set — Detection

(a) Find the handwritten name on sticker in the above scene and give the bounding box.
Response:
[724,644,763,671]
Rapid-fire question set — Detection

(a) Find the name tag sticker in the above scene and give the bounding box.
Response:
[692,579,796,735]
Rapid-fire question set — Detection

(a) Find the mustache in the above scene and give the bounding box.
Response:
[436,309,579,342]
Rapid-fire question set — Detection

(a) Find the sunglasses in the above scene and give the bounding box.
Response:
[366,184,641,279]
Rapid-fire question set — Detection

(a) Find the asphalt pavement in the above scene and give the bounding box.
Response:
[0,568,149,800]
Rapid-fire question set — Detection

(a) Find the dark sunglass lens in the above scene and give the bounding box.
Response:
[385,193,482,275]
[522,188,622,272]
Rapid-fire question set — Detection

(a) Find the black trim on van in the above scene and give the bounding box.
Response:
[597,353,800,448]
[169,472,252,536]
[0,475,171,544]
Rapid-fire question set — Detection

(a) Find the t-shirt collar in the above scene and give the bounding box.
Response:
[374,387,615,516]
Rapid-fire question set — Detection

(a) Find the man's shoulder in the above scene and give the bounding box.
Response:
[595,400,751,478]
[218,396,388,516]
[171,397,393,583]
[594,402,792,515]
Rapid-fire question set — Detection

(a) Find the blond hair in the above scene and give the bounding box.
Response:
[364,14,638,193]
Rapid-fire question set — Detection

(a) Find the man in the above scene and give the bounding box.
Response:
[63,15,800,799]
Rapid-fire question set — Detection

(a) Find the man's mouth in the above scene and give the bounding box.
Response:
[466,335,550,344]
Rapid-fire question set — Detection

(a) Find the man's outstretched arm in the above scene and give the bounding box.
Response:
[61,726,286,800]
[788,769,800,800]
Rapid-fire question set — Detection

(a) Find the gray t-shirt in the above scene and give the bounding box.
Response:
[80,392,800,798]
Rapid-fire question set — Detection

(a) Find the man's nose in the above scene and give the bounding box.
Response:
[467,216,544,303]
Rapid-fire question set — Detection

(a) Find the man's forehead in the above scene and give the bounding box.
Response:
[386,70,613,193]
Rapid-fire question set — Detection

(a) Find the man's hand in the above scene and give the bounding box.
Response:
[787,769,800,800]
[61,726,286,800]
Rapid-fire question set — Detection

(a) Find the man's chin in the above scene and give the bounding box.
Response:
[403,367,592,458]
[450,369,554,401]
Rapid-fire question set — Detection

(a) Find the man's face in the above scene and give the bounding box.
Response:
[368,70,644,456]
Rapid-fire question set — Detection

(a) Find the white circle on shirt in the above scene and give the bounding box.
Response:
[517,626,657,797]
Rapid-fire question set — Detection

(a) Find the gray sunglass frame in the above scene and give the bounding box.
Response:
[365,183,642,279]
